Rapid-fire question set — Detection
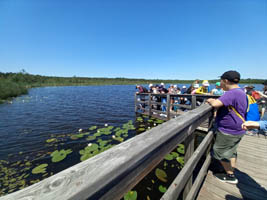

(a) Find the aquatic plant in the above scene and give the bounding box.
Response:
[32,164,48,174]
[79,143,99,161]
[159,185,167,193]
[176,157,184,166]
[89,126,97,130]
[155,168,167,182]
[46,138,57,143]
[138,128,145,132]
[86,135,96,141]
[164,154,174,161]
[124,191,137,200]
[177,144,184,154]
[51,149,72,163]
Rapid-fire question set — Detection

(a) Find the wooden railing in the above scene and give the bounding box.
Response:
[0,104,214,200]
[135,93,219,120]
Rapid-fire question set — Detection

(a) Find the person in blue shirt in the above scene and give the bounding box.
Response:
[242,120,267,131]
[211,82,224,96]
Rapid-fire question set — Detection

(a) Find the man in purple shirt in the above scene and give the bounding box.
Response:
[207,70,247,184]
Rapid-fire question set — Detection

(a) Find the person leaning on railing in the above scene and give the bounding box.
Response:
[206,70,246,184]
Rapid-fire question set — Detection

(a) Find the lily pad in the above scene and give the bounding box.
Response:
[171,152,179,158]
[86,135,96,141]
[159,185,167,193]
[32,164,48,174]
[164,154,174,161]
[124,191,137,200]
[79,144,99,161]
[155,119,164,124]
[89,126,97,130]
[46,138,57,143]
[76,133,84,138]
[177,144,184,154]
[51,149,72,163]
[138,128,145,132]
[155,168,167,182]
[176,156,184,166]
[70,135,79,140]
[136,117,143,122]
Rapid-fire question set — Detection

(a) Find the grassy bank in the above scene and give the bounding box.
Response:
[0,71,266,103]
[0,79,28,103]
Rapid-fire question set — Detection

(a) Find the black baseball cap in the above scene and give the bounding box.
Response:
[220,70,240,83]
[263,80,267,85]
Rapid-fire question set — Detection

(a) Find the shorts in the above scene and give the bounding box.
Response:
[212,130,244,161]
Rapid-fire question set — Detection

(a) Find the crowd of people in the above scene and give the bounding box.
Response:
[136,80,224,96]
[136,71,267,185]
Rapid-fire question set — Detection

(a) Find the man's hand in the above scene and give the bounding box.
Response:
[242,121,260,130]
[206,98,223,108]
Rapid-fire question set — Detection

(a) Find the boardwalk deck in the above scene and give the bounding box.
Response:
[197,134,267,200]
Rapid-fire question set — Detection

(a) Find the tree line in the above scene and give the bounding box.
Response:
[0,70,266,103]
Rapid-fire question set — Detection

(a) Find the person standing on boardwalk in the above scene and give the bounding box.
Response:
[206,70,247,184]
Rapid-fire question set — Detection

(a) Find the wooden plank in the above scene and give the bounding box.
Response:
[205,172,267,200]
[237,154,267,165]
[0,104,213,200]
[185,154,211,200]
[183,133,195,199]
[237,148,267,159]
[166,94,171,120]
[148,93,152,116]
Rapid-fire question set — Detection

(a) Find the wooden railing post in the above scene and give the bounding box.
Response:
[166,94,171,120]
[134,93,137,112]
[183,133,195,200]
[148,93,152,116]
[191,95,196,110]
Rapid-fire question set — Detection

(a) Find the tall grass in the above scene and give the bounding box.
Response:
[0,79,28,102]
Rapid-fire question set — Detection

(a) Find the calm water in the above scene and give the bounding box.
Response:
[0,85,136,160]
[0,83,264,198]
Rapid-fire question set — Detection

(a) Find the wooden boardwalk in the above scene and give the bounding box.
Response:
[197,134,267,200]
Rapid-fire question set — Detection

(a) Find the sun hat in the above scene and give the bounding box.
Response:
[216,82,220,86]
[220,70,240,83]
[174,85,177,88]
[160,82,164,86]
[182,85,186,88]
[149,83,153,88]
[202,80,210,86]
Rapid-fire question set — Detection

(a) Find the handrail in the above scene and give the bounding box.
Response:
[0,104,213,200]
[135,93,219,120]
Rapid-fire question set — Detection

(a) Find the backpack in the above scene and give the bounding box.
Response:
[251,91,261,100]
[229,94,260,122]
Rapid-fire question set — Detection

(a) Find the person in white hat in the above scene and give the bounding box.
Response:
[191,83,200,94]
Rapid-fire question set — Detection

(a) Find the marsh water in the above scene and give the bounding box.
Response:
[0,84,264,199]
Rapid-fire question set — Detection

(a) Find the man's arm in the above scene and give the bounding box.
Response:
[257,91,267,98]
[206,98,224,108]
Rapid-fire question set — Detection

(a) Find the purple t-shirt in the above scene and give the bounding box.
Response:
[216,88,247,135]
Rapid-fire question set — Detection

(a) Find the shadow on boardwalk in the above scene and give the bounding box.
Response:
[225,169,267,200]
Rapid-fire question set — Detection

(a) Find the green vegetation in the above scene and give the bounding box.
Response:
[1,70,266,103]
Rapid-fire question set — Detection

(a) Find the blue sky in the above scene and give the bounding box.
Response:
[0,0,266,80]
